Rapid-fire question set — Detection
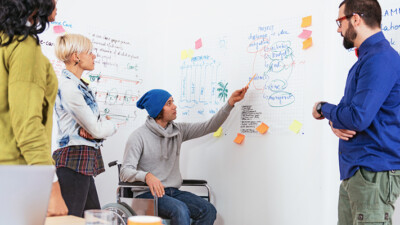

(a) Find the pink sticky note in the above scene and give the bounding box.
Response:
[195,38,202,49]
[298,29,312,39]
[53,25,65,34]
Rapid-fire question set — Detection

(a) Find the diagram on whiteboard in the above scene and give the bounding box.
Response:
[242,18,307,134]
[178,37,229,121]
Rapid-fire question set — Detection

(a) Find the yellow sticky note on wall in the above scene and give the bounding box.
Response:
[187,49,194,59]
[303,37,313,49]
[289,120,303,134]
[181,50,188,60]
[213,127,223,137]
[301,16,312,28]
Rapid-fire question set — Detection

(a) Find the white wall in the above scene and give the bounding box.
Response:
[43,0,400,224]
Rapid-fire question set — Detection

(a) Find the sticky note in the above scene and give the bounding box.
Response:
[289,120,303,134]
[234,133,245,144]
[181,50,188,60]
[213,127,223,137]
[298,29,312,39]
[303,37,313,49]
[301,16,312,28]
[256,122,269,134]
[187,49,194,59]
[53,25,65,34]
[195,38,202,49]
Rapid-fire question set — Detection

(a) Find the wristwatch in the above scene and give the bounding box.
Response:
[316,102,326,116]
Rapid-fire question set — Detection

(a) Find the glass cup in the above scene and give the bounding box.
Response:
[127,216,162,225]
[85,209,116,225]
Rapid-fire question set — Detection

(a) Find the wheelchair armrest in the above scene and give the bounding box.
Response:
[119,180,207,187]
[119,181,147,186]
[182,179,207,186]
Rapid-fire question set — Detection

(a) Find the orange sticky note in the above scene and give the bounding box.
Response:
[303,37,313,49]
[213,127,223,137]
[234,133,245,144]
[289,120,303,134]
[256,122,269,134]
[301,16,312,28]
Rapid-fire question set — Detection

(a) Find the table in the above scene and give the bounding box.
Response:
[45,215,85,225]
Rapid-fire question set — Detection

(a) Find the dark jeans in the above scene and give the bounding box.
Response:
[137,188,217,225]
[56,167,101,217]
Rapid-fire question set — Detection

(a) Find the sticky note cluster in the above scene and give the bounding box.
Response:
[300,16,313,50]
[181,49,194,60]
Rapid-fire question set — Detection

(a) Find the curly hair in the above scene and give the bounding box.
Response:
[0,0,55,46]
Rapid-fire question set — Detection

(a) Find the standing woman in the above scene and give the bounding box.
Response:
[0,0,68,216]
[52,33,117,217]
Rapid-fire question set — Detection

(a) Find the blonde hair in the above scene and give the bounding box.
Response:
[54,34,93,63]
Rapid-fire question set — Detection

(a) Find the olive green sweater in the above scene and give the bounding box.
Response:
[0,34,58,165]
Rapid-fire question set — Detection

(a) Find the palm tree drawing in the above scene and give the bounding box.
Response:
[217,82,228,102]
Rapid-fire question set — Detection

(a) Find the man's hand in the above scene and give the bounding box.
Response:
[330,121,356,141]
[47,181,68,217]
[312,102,324,120]
[228,86,249,106]
[145,173,165,198]
[79,128,94,139]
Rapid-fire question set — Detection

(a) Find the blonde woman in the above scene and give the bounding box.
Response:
[52,34,117,217]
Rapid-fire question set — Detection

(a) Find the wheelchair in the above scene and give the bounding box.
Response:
[102,160,211,225]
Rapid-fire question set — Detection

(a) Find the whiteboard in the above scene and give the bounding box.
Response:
[40,0,400,224]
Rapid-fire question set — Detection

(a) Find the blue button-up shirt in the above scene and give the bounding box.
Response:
[55,69,117,149]
[322,32,400,180]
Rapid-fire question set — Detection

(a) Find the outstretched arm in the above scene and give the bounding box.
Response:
[179,86,248,141]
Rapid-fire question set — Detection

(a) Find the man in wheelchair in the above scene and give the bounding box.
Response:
[120,86,248,225]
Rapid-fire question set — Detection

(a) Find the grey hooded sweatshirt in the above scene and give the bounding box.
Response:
[120,103,233,188]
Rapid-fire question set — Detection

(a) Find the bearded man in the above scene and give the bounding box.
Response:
[312,0,400,224]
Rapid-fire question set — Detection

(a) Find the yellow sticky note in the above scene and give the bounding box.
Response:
[187,49,194,59]
[303,37,313,49]
[256,122,269,134]
[213,127,223,137]
[289,120,303,134]
[301,16,312,28]
[181,50,188,60]
[234,133,245,144]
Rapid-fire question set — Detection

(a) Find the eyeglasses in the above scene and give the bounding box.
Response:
[336,15,353,27]
[336,13,364,28]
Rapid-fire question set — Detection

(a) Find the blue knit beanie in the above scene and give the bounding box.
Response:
[136,89,172,118]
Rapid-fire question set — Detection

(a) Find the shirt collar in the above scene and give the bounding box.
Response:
[62,69,88,87]
[357,31,385,58]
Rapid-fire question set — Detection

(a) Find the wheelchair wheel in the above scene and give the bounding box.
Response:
[102,202,136,224]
